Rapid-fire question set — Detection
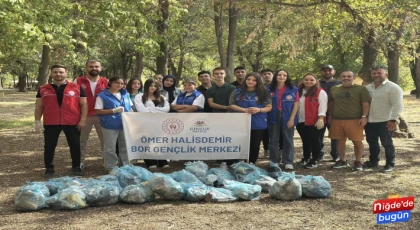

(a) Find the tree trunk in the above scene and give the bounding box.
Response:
[156,0,169,75]
[412,44,420,98]
[387,48,399,84]
[134,51,143,79]
[37,45,51,87]
[357,28,377,85]
[17,73,27,92]
[225,2,239,84]
[214,2,226,68]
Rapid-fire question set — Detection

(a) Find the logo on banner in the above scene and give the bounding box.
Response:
[373,194,414,224]
[162,118,184,135]
[191,119,210,133]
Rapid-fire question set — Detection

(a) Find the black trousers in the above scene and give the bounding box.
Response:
[296,123,322,161]
[144,159,168,168]
[44,125,81,169]
[249,129,265,164]
[261,128,269,150]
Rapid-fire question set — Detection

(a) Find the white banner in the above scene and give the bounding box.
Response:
[122,113,251,160]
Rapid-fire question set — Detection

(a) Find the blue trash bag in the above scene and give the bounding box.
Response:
[184,161,209,182]
[223,180,262,201]
[204,187,238,203]
[298,176,332,198]
[255,175,277,193]
[269,174,302,201]
[120,182,155,204]
[266,161,282,179]
[180,182,209,202]
[112,167,142,188]
[206,168,236,187]
[45,176,76,195]
[230,162,268,183]
[121,165,154,182]
[277,171,295,181]
[241,170,266,184]
[82,181,120,207]
[98,174,123,192]
[46,186,87,210]
[170,169,203,184]
[149,174,184,201]
[15,182,50,211]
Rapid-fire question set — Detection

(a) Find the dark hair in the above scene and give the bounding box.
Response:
[86,60,101,66]
[237,72,268,104]
[126,78,143,94]
[298,73,319,98]
[142,79,164,106]
[234,66,246,72]
[340,69,355,77]
[270,69,293,91]
[260,68,274,74]
[213,67,225,73]
[197,70,211,77]
[107,76,124,88]
[50,64,67,71]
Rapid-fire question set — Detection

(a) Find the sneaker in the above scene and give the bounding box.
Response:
[331,160,349,169]
[264,150,270,159]
[130,159,138,164]
[149,165,157,169]
[220,162,228,170]
[285,164,294,170]
[299,158,309,166]
[72,167,84,176]
[44,168,55,178]
[317,156,325,162]
[363,161,378,169]
[80,161,85,170]
[304,160,318,169]
[353,161,363,171]
[162,165,170,169]
[329,157,339,162]
[383,165,395,172]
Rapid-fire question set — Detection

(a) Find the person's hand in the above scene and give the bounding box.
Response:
[35,120,43,133]
[315,119,324,130]
[358,117,367,127]
[77,120,86,131]
[247,107,259,114]
[113,106,124,113]
[287,119,294,129]
[387,121,397,131]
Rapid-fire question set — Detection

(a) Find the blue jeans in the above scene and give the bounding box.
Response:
[268,111,295,164]
[364,122,395,167]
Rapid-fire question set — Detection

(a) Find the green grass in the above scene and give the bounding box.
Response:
[0,120,33,129]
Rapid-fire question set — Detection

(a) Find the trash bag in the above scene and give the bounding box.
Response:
[255,175,277,193]
[98,174,123,192]
[266,161,282,179]
[269,176,302,201]
[241,170,265,185]
[298,176,332,198]
[204,187,238,203]
[180,183,209,202]
[184,161,209,182]
[121,165,154,182]
[113,167,142,188]
[223,180,262,201]
[230,162,268,184]
[83,182,120,206]
[46,186,87,210]
[45,176,76,195]
[170,170,203,184]
[206,168,236,187]
[120,182,155,204]
[149,174,183,201]
[15,182,50,211]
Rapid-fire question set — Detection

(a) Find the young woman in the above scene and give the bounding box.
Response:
[267,70,299,170]
[94,76,132,171]
[126,78,143,112]
[229,73,272,165]
[296,74,327,169]
[134,79,170,169]
[160,75,182,108]
[171,78,205,112]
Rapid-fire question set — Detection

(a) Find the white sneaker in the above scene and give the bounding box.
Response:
[130,159,138,164]
[149,165,157,169]
[264,150,269,159]
[162,165,170,169]
[220,162,228,170]
[80,162,85,170]
[285,164,294,170]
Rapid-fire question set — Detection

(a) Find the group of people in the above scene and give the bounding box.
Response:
[34,60,403,178]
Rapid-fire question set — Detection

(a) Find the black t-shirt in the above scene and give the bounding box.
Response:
[231,81,242,88]
[36,82,86,107]
[197,85,212,112]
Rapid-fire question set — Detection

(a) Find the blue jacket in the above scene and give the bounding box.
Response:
[175,90,204,112]
[267,86,299,126]
[233,88,267,130]
[98,89,131,130]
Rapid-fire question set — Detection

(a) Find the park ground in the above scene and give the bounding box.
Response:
[0,91,419,229]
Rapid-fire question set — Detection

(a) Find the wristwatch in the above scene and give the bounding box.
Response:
[361,115,367,118]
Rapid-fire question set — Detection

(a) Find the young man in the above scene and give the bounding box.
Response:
[363,66,403,172]
[261,68,274,158]
[171,78,205,112]
[329,70,371,171]
[207,67,237,167]
[35,65,88,177]
[319,64,341,162]
[196,70,213,112]
[231,66,246,87]
[74,60,109,169]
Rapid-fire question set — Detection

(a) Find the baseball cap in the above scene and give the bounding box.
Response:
[321,64,334,70]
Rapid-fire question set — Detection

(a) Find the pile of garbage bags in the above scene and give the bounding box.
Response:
[14,161,332,211]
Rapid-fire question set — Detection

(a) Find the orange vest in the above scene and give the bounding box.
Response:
[39,82,81,125]
[76,76,108,115]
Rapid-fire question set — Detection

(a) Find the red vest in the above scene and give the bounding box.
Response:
[303,88,326,125]
[76,76,108,115]
[39,82,81,125]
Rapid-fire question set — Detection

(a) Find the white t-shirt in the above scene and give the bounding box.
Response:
[172,93,205,108]
[94,92,133,110]
[74,78,99,96]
